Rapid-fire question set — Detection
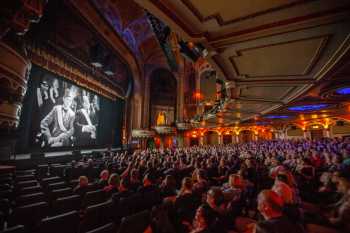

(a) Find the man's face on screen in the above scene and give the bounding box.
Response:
[63,96,73,109]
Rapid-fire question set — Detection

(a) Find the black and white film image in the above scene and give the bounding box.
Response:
[33,77,100,148]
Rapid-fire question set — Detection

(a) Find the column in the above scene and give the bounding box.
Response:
[175,64,185,123]
[218,133,223,145]
[324,128,331,138]
[143,69,151,128]
[199,136,204,146]
[234,135,239,143]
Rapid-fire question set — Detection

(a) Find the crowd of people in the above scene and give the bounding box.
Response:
[71,138,350,233]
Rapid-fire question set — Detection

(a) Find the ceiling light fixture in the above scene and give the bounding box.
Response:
[288,104,329,111]
[336,87,350,95]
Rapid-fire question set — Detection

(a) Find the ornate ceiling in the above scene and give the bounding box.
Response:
[136,0,350,126]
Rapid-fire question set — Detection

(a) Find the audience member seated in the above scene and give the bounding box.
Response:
[160,175,177,198]
[175,177,200,229]
[254,189,305,233]
[189,204,216,233]
[103,173,120,196]
[73,176,89,197]
[98,170,109,188]
[112,178,134,201]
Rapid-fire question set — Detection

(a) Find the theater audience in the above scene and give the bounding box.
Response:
[7,138,350,233]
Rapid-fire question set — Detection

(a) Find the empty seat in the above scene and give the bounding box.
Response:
[80,201,113,233]
[48,182,67,191]
[0,184,12,192]
[51,187,73,200]
[16,192,45,206]
[36,164,49,178]
[82,190,105,207]
[69,179,79,188]
[16,180,38,189]
[0,177,12,185]
[0,199,10,217]
[0,225,25,233]
[8,202,48,231]
[117,210,150,233]
[39,210,79,233]
[86,223,115,233]
[16,170,35,176]
[0,190,12,200]
[52,195,81,216]
[18,185,42,195]
[41,176,62,187]
[15,175,35,182]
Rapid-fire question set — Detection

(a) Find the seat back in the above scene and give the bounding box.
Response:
[41,177,62,188]
[18,185,42,195]
[117,210,150,233]
[80,201,113,232]
[82,190,105,207]
[85,223,115,233]
[48,182,67,191]
[8,202,48,230]
[39,211,79,233]
[141,190,162,210]
[0,225,25,233]
[118,194,143,218]
[15,175,35,182]
[52,195,81,216]
[16,192,46,206]
[51,187,73,200]
[16,180,38,189]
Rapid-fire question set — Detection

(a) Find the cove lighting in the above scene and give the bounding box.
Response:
[336,87,350,95]
[288,104,328,111]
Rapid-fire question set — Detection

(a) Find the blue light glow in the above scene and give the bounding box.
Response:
[336,87,350,95]
[264,115,290,119]
[288,104,328,111]
[256,122,269,125]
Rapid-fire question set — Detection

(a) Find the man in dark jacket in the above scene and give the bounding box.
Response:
[256,190,305,233]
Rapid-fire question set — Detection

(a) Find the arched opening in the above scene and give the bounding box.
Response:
[205,131,219,145]
[308,124,324,140]
[149,68,177,127]
[239,130,253,143]
[223,132,232,144]
[190,137,199,146]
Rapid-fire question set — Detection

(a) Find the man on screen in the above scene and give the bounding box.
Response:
[74,95,97,146]
[40,90,75,147]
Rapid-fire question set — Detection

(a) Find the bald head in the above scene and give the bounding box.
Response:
[257,190,284,219]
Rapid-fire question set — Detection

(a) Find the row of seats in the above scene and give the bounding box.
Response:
[2,210,150,233]
[0,166,157,233]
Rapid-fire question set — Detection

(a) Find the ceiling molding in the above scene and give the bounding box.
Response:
[229,34,330,79]
[180,0,315,26]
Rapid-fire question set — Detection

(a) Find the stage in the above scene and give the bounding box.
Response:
[12,147,122,160]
